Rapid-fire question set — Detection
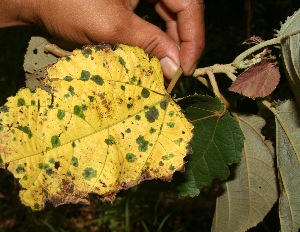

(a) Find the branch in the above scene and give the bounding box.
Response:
[233,37,280,63]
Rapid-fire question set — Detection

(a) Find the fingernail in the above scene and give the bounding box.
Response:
[160,57,180,80]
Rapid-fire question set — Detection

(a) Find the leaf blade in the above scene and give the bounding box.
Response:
[0,44,193,210]
[212,115,278,232]
[176,95,244,196]
[274,100,300,232]
[229,60,280,98]
[278,8,300,106]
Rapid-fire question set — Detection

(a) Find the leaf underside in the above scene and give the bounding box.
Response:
[212,115,278,232]
[279,9,300,106]
[275,100,300,232]
[0,44,193,210]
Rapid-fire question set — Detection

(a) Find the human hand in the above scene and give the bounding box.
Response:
[5,0,205,79]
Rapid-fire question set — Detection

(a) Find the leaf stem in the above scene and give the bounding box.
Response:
[167,67,183,94]
[44,43,72,57]
[261,100,276,115]
[197,76,230,108]
[233,37,280,63]
[280,29,300,41]
[206,70,221,98]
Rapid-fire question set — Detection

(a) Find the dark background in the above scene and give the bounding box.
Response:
[0,1,299,231]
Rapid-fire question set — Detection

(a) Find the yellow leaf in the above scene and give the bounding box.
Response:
[0,44,193,210]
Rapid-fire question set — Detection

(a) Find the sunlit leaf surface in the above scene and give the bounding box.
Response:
[0,44,193,210]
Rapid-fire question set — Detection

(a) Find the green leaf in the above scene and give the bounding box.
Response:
[176,95,244,196]
[212,115,278,232]
[278,9,300,106]
[274,100,300,232]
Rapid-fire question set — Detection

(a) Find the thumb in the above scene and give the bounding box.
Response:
[119,15,180,80]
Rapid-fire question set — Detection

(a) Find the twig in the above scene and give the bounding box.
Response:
[193,64,236,77]
[197,76,230,109]
[206,70,220,98]
[167,67,183,94]
[233,37,280,63]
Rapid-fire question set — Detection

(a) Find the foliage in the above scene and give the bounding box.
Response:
[0,44,193,210]
[212,115,277,231]
[0,1,300,231]
[176,95,244,196]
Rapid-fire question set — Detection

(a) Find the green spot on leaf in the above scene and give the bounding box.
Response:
[0,156,3,164]
[22,175,28,181]
[167,122,175,128]
[17,98,26,106]
[82,48,92,58]
[136,135,149,152]
[125,128,131,133]
[135,115,141,121]
[126,153,137,163]
[16,165,25,174]
[31,100,36,105]
[149,127,156,134]
[174,138,183,145]
[51,135,61,148]
[71,156,79,167]
[68,86,75,96]
[160,101,167,110]
[17,125,33,139]
[64,93,70,98]
[72,141,76,148]
[141,88,150,98]
[158,161,164,166]
[49,158,55,164]
[57,109,65,120]
[46,168,53,176]
[129,76,137,84]
[145,106,159,123]
[82,104,88,111]
[119,56,129,73]
[64,76,73,82]
[66,171,72,177]
[74,105,86,119]
[127,104,133,109]
[79,70,91,81]
[105,135,116,145]
[121,85,125,91]
[169,165,175,171]
[91,75,104,85]
[168,111,174,117]
[88,96,95,102]
[161,155,168,160]
[38,163,50,170]
[83,167,97,180]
